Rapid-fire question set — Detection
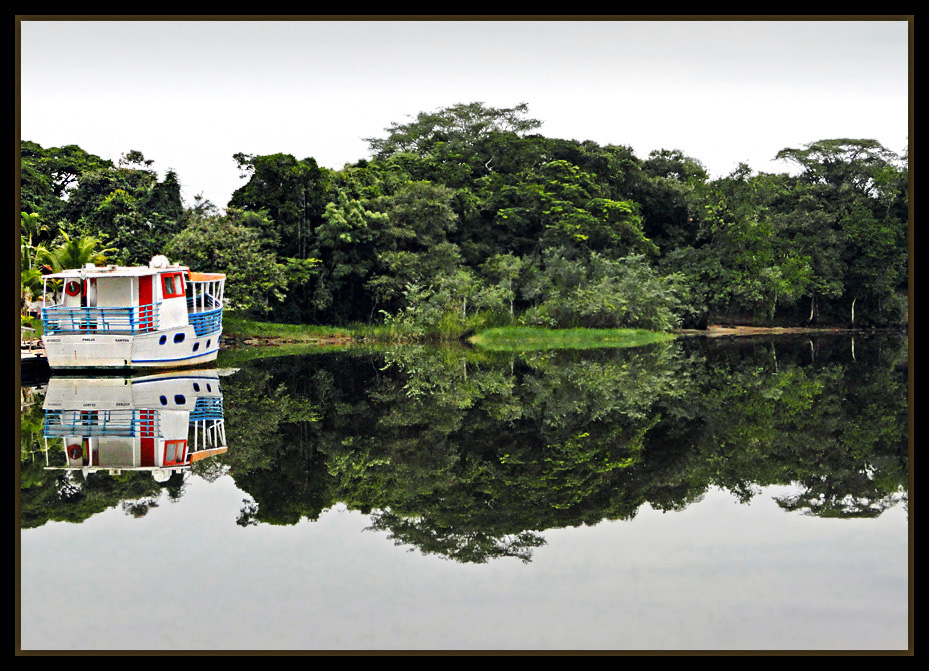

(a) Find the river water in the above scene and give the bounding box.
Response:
[18,333,910,651]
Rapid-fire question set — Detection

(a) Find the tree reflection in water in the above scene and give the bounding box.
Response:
[21,333,908,563]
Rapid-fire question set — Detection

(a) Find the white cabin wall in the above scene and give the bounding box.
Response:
[158,411,191,440]
[156,272,190,329]
[61,289,81,308]
[95,276,133,307]
[160,297,189,328]
[95,438,136,467]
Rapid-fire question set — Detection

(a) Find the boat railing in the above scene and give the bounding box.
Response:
[42,303,161,335]
[43,409,161,438]
[187,293,222,312]
[191,417,226,453]
[190,396,224,421]
[188,306,223,337]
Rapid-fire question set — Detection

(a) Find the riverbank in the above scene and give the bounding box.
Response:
[220,316,357,347]
[22,317,906,354]
[467,326,676,351]
[675,324,908,338]
[220,316,905,350]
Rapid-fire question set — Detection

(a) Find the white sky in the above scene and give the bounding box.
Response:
[18,18,910,209]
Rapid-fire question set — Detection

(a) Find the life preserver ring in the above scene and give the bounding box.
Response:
[67,445,83,460]
[65,280,83,297]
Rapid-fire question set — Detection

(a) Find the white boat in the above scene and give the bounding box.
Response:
[41,370,228,481]
[40,255,226,370]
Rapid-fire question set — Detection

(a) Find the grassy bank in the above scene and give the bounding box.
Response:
[222,315,356,343]
[222,314,458,345]
[467,327,676,351]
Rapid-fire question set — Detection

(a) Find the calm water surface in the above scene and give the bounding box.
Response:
[19,334,910,651]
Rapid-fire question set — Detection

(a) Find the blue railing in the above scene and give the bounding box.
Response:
[189,307,223,337]
[43,409,160,438]
[42,303,160,335]
[191,397,224,421]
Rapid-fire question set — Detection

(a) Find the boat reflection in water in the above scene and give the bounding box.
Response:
[42,369,228,481]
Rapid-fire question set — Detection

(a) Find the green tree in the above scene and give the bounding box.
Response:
[485,159,654,260]
[775,138,901,194]
[479,253,532,321]
[365,101,542,161]
[166,208,317,316]
[364,180,463,314]
[839,202,907,325]
[20,212,48,314]
[35,230,116,274]
[522,250,687,330]
[774,139,907,325]
[633,148,708,253]
[229,152,331,261]
[55,149,186,264]
[683,165,814,322]
[20,141,115,233]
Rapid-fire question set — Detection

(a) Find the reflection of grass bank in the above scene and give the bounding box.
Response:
[219,316,358,366]
[216,341,362,367]
[222,316,677,354]
[468,327,676,351]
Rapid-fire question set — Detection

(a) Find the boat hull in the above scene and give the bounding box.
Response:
[42,325,221,370]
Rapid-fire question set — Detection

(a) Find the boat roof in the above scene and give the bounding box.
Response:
[43,263,190,280]
[188,271,226,282]
[190,447,228,462]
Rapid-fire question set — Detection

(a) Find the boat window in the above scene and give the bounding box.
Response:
[193,383,200,392]
[174,333,185,343]
[192,342,200,352]
[174,395,186,405]
[162,273,185,298]
[159,335,167,345]
[159,395,168,406]
[163,440,187,466]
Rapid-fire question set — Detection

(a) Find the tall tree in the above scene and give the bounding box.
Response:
[633,148,708,254]
[229,153,332,261]
[49,149,188,264]
[775,139,907,324]
[775,138,901,194]
[166,208,317,316]
[365,102,542,161]
[20,141,115,242]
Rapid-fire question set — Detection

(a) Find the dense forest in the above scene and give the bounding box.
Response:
[19,102,909,333]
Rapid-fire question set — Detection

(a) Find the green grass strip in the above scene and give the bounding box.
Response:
[468,327,676,351]
[222,315,354,341]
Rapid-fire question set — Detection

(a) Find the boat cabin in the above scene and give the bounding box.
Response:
[40,256,226,369]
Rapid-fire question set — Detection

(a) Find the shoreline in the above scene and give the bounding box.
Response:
[21,324,908,356]
[674,325,907,338]
[221,324,908,347]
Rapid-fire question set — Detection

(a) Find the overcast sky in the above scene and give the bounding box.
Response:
[18,18,910,209]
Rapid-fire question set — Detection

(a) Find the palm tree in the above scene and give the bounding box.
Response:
[20,212,45,246]
[28,232,117,317]
[35,231,116,274]
[20,260,43,315]
[20,213,47,316]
